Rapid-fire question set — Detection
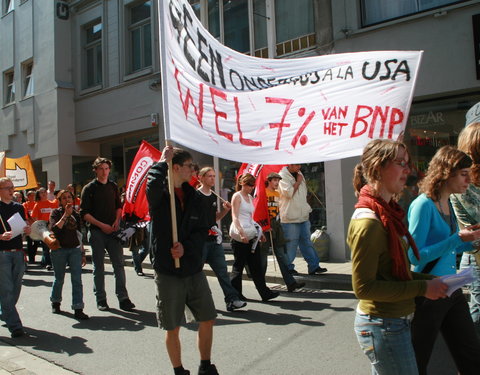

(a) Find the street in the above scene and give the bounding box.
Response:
[1,262,457,375]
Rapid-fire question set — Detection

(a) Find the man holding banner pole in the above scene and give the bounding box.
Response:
[147,145,218,375]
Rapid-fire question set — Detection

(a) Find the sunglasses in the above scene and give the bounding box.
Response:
[245,183,255,187]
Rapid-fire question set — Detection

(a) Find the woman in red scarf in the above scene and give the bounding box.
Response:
[347,139,448,375]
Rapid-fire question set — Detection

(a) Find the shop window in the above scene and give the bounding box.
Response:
[405,95,480,175]
[361,0,468,27]
[4,70,15,105]
[83,20,102,89]
[218,161,326,239]
[22,61,34,98]
[127,0,152,73]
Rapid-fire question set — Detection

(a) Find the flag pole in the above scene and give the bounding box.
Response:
[210,189,228,204]
[159,0,180,268]
[268,230,277,272]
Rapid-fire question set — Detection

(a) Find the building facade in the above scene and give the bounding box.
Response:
[1,0,479,260]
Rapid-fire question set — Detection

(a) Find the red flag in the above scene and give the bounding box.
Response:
[237,163,284,231]
[122,140,161,221]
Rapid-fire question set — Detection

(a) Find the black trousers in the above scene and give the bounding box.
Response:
[230,239,271,300]
[412,288,480,375]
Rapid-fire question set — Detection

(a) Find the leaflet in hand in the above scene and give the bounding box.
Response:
[438,267,475,297]
[7,212,27,239]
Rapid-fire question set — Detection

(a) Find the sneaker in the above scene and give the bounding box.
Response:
[287,281,306,292]
[51,302,61,314]
[46,265,53,271]
[74,309,90,320]
[11,328,27,338]
[308,267,328,275]
[288,269,299,275]
[262,291,280,302]
[198,364,219,375]
[97,300,110,311]
[136,271,145,276]
[119,298,135,311]
[226,299,247,312]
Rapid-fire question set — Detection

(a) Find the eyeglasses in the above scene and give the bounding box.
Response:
[393,159,411,169]
[0,186,15,191]
[182,163,195,169]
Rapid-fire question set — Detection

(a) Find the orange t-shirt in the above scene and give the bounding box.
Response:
[23,201,36,219]
[31,200,59,221]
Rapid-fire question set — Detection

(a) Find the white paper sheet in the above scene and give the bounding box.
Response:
[7,212,26,239]
[439,267,475,297]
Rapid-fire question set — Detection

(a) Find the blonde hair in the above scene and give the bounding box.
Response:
[352,139,408,196]
[457,122,480,185]
[198,166,214,178]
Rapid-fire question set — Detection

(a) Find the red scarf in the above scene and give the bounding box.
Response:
[355,185,420,280]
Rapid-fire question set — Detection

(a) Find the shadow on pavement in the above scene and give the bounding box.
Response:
[1,327,93,356]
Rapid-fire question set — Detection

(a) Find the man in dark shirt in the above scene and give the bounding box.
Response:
[80,157,135,311]
[147,146,218,375]
[0,177,31,338]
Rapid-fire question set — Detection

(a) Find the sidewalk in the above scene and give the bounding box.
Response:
[0,341,77,375]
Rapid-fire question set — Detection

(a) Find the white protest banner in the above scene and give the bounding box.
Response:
[159,0,422,164]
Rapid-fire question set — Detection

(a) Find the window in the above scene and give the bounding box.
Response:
[275,0,315,57]
[204,0,315,58]
[22,62,34,97]
[189,0,201,19]
[361,0,468,26]
[4,70,15,105]
[3,0,14,14]
[253,0,268,58]
[83,20,102,89]
[127,0,152,73]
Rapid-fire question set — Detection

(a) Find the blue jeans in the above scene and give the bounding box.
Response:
[88,228,129,302]
[40,241,51,266]
[50,247,84,310]
[0,251,25,333]
[281,221,320,273]
[202,240,240,302]
[354,312,418,375]
[460,253,480,337]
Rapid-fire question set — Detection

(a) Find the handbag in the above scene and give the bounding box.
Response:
[229,222,258,242]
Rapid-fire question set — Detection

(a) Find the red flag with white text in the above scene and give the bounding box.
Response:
[122,141,161,221]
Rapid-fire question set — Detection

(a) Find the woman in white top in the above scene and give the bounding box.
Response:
[230,173,279,302]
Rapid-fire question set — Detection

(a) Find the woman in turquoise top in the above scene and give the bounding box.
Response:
[408,145,480,375]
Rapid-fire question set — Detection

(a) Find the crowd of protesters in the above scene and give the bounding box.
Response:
[3,127,480,375]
